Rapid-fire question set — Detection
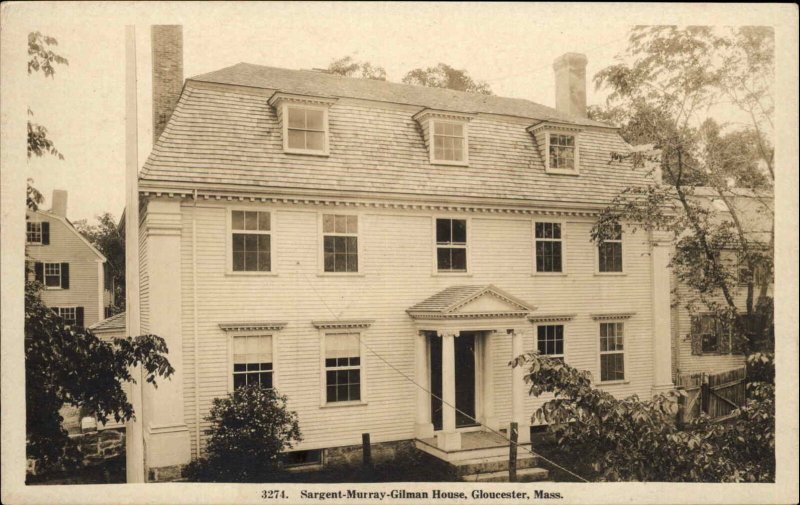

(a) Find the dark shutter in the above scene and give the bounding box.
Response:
[41,222,50,245]
[717,318,732,354]
[34,262,44,283]
[75,307,84,328]
[60,262,70,289]
[690,316,703,355]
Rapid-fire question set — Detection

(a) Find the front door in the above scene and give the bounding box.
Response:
[430,332,478,430]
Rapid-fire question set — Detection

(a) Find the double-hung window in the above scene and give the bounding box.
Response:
[599,322,625,382]
[44,263,62,288]
[436,218,467,272]
[324,333,361,403]
[231,210,271,272]
[232,334,273,390]
[286,106,327,153]
[27,222,43,244]
[322,214,358,273]
[535,222,563,273]
[598,224,623,273]
[537,325,565,362]
[432,121,466,163]
[549,133,576,171]
[55,307,76,326]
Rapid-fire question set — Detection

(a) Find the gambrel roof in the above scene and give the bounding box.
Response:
[140,63,653,206]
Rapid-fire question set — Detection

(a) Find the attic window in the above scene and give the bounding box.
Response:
[412,109,474,167]
[268,92,337,156]
[527,121,584,175]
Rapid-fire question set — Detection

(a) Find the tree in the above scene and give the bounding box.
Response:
[326,55,386,81]
[74,213,126,314]
[402,63,493,94]
[185,384,302,482]
[514,351,775,482]
[26,279,174,472]
[590,26,774,352]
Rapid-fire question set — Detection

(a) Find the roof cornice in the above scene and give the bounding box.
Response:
[311,319,374,330]
[219,321,288,332]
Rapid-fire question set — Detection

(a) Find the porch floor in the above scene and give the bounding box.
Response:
[417,430,512,451]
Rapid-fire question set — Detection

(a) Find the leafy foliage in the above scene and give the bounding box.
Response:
[514,352,774,482]
[402,63,493,95]
[74,213,126,314]
[25,279,173,472]
[590,26,774,351]
[185,384,302,482]
[326,56,387,81]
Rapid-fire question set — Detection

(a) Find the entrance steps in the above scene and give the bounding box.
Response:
[415,435,549,482]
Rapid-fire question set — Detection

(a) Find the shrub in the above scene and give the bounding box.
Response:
[514,352,775,482]
[185,384,302,482]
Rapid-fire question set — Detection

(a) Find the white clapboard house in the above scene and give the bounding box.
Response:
[132,26,676,479]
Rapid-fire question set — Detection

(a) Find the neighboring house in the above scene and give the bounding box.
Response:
[132,27,675,480]
[26,190,110,329]
[672,189,774,377]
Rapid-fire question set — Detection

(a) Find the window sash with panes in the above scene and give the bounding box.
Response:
[287,106,326,152]
[436,218,467,272]
[537,325,565,362]
[432,121,466,162]
[549,134,576,171]
[600,322,625,381]
[54,307,77,326]
[232,335,273,390]
[738,254,769,287]
[325,333,361,403]
[27,222,43,244]
[535,222,563,273]
[231,210,271,272]
[323,214,358,273]
[598,225,623,273]
[44,262,61,288]
[695,314,723,353]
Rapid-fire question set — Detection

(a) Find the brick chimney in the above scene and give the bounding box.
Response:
[50,189,67,217]
[553,52,588,118]
[151,25,183,143]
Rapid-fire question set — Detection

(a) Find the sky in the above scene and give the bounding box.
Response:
[20,2,779,223]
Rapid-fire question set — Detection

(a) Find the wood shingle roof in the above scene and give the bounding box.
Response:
[140,63,653,206]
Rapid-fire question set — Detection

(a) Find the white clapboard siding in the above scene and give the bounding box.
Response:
[139,217,150,334]
[172,202,659,454]
[26,210,105,328]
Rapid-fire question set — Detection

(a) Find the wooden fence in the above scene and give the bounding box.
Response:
[676,367,747,423]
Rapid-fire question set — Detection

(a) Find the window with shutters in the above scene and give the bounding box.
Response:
[599,322,625,382]
[536,325,565,362]
[323,333,362,404]
[52,306,83,327]
[534,222,564,273]
[230,210,273,273]
[27,222,43,244]
[435,218,468,273]
[232,334,274,390]
[44,262,62,289]
[598,224,623,273]
[737,253,770,287]
[322,214,358,273]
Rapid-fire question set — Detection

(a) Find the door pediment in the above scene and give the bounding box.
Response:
[407,285,535,320]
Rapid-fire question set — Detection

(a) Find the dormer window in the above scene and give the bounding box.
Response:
[268,92,337,156]
[413,109,474,166]
[527,121,583,175]
[432,121,466,163]
[548,133,576,171]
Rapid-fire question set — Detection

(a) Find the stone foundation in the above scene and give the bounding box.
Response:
[324,439,415,467]
[147,464,186,482]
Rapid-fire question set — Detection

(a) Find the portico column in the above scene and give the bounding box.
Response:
[510,328,531,444]
[482,331,499,431]
[414,331,434,438]
[437,331,461,451]
[651,240,675,395]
